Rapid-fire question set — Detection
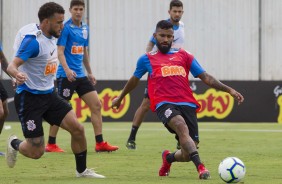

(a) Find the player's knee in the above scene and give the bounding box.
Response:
[0,109,4,119]
[141,101,150,112]
[90,101,102,113]
[30,149,45,159]
[71,123,85,136]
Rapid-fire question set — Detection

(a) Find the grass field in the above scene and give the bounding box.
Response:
[1,122,282,184]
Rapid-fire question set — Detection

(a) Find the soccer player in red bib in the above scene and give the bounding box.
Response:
[112,20,244,179]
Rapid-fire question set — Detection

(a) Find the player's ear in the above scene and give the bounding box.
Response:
[153,33,157,39]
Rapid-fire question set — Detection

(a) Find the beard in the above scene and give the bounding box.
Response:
[156,41,172,54]
[171,17,180,23]
[49,30,60,38]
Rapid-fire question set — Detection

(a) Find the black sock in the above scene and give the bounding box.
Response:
[75,150,87,173]
[48,136,56,144]
[11,139,22,151]
[128,126,139,141]
[166,152,176,163]
[190,151,201,168]
[95,134,103,143]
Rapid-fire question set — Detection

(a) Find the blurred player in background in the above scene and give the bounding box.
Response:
[112,20,244,179]
[0,42,14,156]
[45,0,118,153]
[6,2,105,178]
[126,0,185,150]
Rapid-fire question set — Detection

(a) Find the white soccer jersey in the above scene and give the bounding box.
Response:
[171,21,185,49]
[13,23,58,91]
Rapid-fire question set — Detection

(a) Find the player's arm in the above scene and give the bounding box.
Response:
[8,35,39,85]
[83,46,96,85]
[189,56,244,105]
[198,72,244,104]
[7,57,27,85]
[145,41,155,52]
[58,45,76,82]
[112,54,149,109]
[146,34,156,52]
[112,76,140,109]
[0,50,14,80]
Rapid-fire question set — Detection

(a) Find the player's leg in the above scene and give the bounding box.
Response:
[0,99,8,156]
[0,83,8,134]
[6,91,47,168]
[45,92,104,178]
[126,87,150,149]
[78,77,118,152]
[156,104,210,179]
[166,114,210,179]
[0,100,5,134]
[45,125,64,152]
[45,77,75,152]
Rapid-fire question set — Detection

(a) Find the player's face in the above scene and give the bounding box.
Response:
[70,5,84,22]
[154,28,174,54]
[169,6,184,23]
[48,13,64,38]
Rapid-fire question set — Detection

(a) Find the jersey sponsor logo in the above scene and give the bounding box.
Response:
[161,65,186,77]
[71,46,84,55]
[169,57,176,60]
[44,61,57,76]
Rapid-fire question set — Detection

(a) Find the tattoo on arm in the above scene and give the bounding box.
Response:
[26,136,45,148]
[200,73,230,92]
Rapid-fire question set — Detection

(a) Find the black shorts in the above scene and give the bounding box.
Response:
[0,81,8,101]
[57,77,96,100]
[156,103,199,143]
[14,91,72,138]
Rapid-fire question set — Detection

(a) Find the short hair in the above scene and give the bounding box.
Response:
[170,0,183,10]
[70,0,85,8]
[156,20,173,31]
[38,2,65,23]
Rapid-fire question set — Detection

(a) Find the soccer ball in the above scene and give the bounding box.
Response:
[218,157,246,183]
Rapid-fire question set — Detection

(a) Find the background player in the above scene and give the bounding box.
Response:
[45,0,118,153]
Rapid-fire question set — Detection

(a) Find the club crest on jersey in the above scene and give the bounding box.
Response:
[26,120,36,131]
[82,29,88,39]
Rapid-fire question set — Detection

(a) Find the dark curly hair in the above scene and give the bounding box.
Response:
[170,0,183,10]
[156,20,173,31]
[38,2,65,23]
[70,0,85,8]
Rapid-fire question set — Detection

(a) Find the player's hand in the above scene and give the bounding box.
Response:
[10,78,16,89]
[88,74,97,85]
[111,97,122,109]
[15,72,27,85]
[66,69,77,82]
[230,89,244,105]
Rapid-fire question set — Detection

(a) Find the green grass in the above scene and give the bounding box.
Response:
[1,122,282,184]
